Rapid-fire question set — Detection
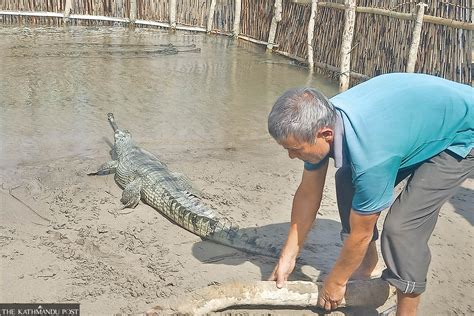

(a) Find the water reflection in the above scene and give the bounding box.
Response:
[0,26,338,168]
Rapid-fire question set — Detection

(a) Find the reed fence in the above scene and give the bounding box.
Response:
[213,0,234,33]
[274,0,312,58]
[176,0,209,28]
[1,0,472,87]
[137,0,167,23]
[240,0,274,41]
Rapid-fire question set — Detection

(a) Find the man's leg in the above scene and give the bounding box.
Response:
[352,240,379,279]
[335,166,379,279]
[381,150,474,315]
[396,292,421,316]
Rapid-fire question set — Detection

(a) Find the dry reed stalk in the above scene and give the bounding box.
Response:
[135,19,169,28]
[238,34,274,46]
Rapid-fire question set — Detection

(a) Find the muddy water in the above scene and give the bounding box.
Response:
[0,25,338,169]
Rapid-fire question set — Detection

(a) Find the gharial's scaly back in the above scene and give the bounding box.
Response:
[91,113,280,259]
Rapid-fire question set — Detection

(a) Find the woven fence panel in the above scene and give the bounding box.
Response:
[70,0,126,17]
[350,13,413,78]
[275,1,311,58]
[240,0,274,41]
[355,0,471,84]
[137,0,168,22]
[357,0,414,12]
[176,0,210,27]
[312,5,345,75]
[213,0,235,33]
[417,24,471,83]
[358,0,471,19]
[424,0,471,19]
[0,0,64,24]
[0,15,64,25]
[419,0,471,83]
[1,0,65,12]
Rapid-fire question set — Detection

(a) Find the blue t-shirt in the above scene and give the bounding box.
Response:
[307,73,473,213]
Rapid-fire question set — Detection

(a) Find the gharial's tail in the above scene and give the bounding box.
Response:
[205,219,281,259]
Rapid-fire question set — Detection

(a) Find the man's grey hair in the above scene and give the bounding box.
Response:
[268,87,337,144]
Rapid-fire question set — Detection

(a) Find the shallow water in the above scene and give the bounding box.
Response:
[0,25,338,169]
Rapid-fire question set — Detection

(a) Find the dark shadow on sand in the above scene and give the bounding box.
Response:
[191,219,342,282]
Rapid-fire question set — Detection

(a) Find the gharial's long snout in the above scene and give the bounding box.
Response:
[107,113,119,132]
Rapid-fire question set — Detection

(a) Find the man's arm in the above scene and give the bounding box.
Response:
[318,209,380,310]
[269,159,329,287]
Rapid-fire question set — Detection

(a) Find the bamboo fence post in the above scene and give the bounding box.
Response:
[207,0,217,32]
[406,2,427,73]
[307,0,318,71]
[339,0,356,91]
[267,0,282,50]
[64,0,72,22]
[170,0,177,29]
[233,0,242,36]
[129,0,137,24]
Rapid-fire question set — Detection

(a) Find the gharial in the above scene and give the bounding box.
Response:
[89,113,279,258]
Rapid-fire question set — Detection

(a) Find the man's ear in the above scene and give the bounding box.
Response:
[317,128,334,143]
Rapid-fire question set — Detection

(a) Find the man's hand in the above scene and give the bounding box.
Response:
[268,255,296,288]
[317,278,346,311]
[317,210,380,311]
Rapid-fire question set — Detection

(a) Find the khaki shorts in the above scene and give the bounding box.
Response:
[335,149,474,294]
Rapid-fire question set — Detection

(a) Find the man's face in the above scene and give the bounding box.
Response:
[278,129,333,164]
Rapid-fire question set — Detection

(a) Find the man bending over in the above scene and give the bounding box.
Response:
[267,73,473,315]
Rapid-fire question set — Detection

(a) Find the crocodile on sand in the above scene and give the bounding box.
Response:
[89,113,279,258]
